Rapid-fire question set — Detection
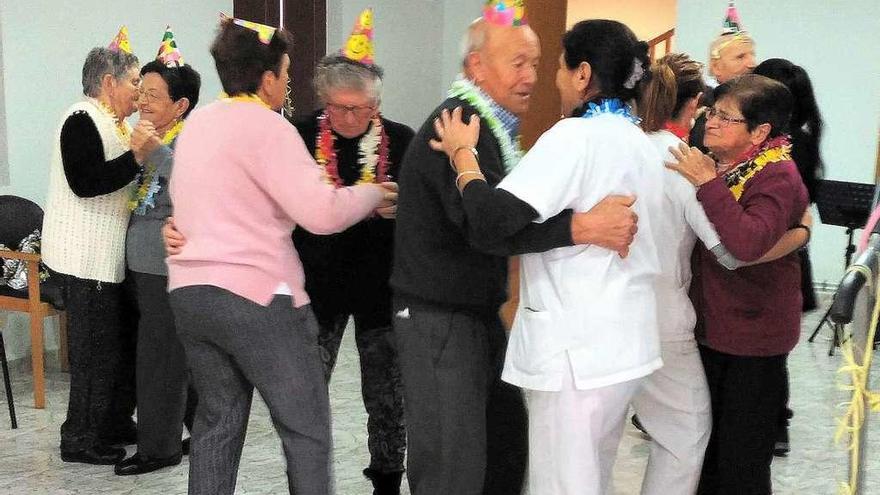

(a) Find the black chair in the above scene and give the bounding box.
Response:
[0,195,67,423]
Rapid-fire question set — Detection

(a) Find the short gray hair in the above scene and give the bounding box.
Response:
[313,55,384,104]
[461,18,488,68]
[81,47,139,97]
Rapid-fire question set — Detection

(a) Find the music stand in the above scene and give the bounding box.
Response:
[808,179,876,355]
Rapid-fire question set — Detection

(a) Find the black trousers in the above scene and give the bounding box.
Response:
[697,346,787,495]
[132,272,197,458]
[393,297,527,495]
[59,273,135,452]
[314,307,405,474]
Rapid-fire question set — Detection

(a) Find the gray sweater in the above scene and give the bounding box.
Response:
[125,141,175,276]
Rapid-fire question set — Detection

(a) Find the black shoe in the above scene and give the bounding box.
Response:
[363,468,403,495]
[773,425,790,457]
[631,414,650,438]
[100,422,138,446]
[114,452,182,476]
[182,437,191,456]
[61,445,126,465]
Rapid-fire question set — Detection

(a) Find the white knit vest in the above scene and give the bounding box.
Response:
[41,99,134,283]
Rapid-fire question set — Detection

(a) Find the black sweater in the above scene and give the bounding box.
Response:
[391,98,573,312]
[59,111,139,197]
[292,112,415,316]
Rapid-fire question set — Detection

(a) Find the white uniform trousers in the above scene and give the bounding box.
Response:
[631,339,711,495]
[526,357,643,495]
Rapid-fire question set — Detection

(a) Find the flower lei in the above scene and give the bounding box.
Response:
[579,98,640,125]
[722,135,792,201]
[128,120,184,213]
[314,112,390,188]
[448,78,523,173]
[92,98,131,145]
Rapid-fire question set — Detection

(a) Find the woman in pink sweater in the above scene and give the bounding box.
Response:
[166,18,390,495]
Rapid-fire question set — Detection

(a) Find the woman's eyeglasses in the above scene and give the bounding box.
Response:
[137,90,171,104]
[706,107,748,127]
[325,103,376,119]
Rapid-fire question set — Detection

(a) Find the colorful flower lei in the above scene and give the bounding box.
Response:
[448,78,523,173]
[128,120,184,213]
[723,135,792,201]
[579,98,640,124]
[314,112,390,188]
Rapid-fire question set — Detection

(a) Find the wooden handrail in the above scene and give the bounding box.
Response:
[648,28,675,60]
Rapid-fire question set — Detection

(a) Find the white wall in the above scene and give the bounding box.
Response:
[676,0,880,288]
[0,0,229,361]
[0,13,8,187]
[327,0,483,131]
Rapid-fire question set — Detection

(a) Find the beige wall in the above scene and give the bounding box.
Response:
[566,0,676,43]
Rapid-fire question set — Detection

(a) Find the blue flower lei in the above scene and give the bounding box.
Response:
[580,98,640,125]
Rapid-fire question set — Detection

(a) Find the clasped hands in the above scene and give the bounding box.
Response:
[130,120,163,164]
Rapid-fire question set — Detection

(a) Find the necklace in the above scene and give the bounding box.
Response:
[448,78,522,173]
[723,135,792,201]
[92,98,131,144]
[315,112,390,188]
[128,120,184,213]
[579,98,640,124]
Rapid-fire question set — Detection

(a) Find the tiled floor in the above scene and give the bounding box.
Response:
[1,297,878,494]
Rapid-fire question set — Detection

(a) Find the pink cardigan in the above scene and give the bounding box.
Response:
[167,100,384,307]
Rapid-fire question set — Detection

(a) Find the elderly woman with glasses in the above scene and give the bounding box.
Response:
[115,53,202,476]
[666,73,809,495]
[291,54,413,494]
[42,39,158,465]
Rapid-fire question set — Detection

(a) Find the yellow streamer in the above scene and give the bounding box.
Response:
[834,263,880,494]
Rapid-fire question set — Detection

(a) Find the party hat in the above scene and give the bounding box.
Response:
[220,12,277,45]
[156,26,185,67]
[721,1,744,35]
[482,0,527,27]
[108,25,133,54]
[341,8,375,65]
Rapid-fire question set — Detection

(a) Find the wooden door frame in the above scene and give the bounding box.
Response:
[520,0,567,150]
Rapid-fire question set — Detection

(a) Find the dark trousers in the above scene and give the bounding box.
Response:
[315,308,405,474]
[59,274,133,451]
[697,346,787,495]
[170,285,331,495]
[393,297,527,495]
[132,272,197,458]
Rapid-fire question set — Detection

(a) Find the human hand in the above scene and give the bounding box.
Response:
[131,120,162,164]
[665,142,717,187]
[428,107,480,169]
[571,195,638,258]
[376,182,398,218]
[162,217,187,256]
[801,208,813,228]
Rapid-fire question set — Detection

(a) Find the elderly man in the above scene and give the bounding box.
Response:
[390,4,638,494]
[690,1,756,150]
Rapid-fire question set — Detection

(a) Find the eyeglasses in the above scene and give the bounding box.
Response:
[137,89,171,104]
[325,103,376,119]
[706,107,748,127]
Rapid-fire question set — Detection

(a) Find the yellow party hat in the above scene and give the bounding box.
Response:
[220,12,277,45]
[108,25,133,54]
[341,8,375,65]
[156,26,185,67]
[482,0,527,27]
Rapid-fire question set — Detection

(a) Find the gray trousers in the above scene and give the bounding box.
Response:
[393,297,527,495]
[170,285,331,495]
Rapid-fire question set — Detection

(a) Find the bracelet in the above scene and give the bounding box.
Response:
[455,170,485,191]
[449,146,479,171]
[794,223,811,243]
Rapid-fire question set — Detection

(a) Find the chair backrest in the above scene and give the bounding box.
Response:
[0,196,44,248]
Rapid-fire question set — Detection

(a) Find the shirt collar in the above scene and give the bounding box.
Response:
[469,80,521,142]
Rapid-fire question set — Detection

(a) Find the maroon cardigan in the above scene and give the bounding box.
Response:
[695,158,809,356]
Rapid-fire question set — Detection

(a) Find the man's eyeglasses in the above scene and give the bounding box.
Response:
[706,107,748,127]
[325,103,376,119]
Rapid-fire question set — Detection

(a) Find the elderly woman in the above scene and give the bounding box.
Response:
[42,41,156,465]
[166,18,392,494]
[666,74,809,494]
[292,54,413,494]
[114,55,201,476]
